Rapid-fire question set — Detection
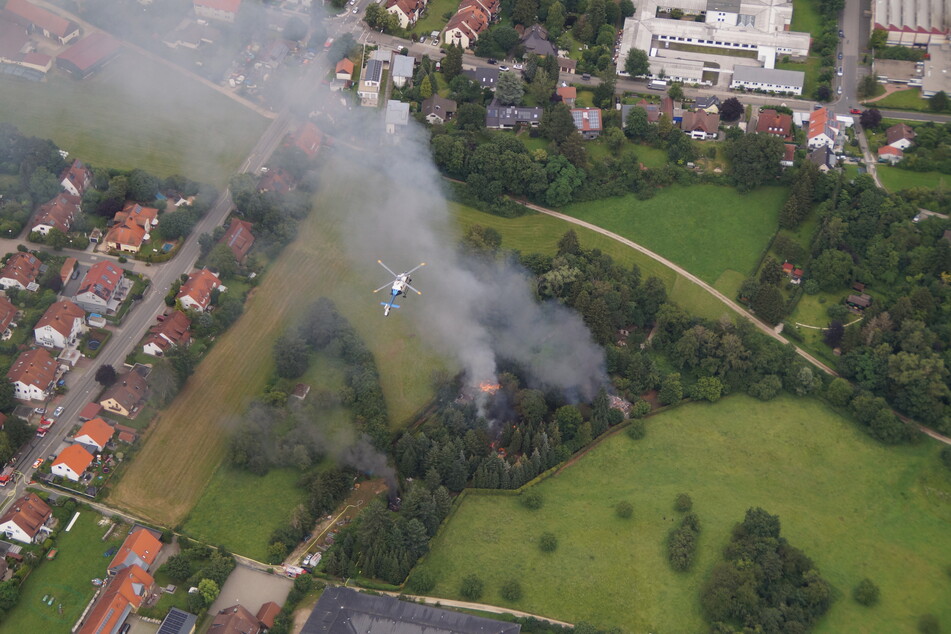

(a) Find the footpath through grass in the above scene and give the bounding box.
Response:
[3,511,125,633]
[560,185,786,285]
[0,52,267,185]
[417,395,951,633]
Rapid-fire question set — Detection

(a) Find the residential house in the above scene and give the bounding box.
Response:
[7,347,56,401]
[0,493,52,544]
[34,299,85,349]
[0,17,52,78]
[391,54,415,88]
[807,145,837,172]
[571,108,603,139]
[755,109,793,141]
[5,0,80,45]
[385,0,424,29]
[59,159,93,197]
[79,402,102,421]
[463,66,499,89]
[104,217,147,253]
[257,169,294,194]
[485,101,543,129]
[100,370,148,417]
[558,57,576,74]
[176,269,220,312]
[142,310,191,357]
[0,294,16,337]
[157,608,198,634]
[421,95,457,124]
[52,444,94,481]
[108,527,162,575]
[385,100,410,135]
[257,602,281,629]
[74,417,115,454]
[443,0,500,48]
[781,143,797,167]
[782,262,795,276]
[556,85,576,106]
[885,122,916,150]
[73,261,123,313]
[210,604,263,634]
[291,121,322,158]
[31,192,81,236]
[681,110,720,140]
[358,59,383,107]
[334,58,354,88]
[878,145,904,164]
[113,202,159,231]
[520,24,555,57]
[847,293,873,311]
[77,564,155,634]
[661,96,683,124]
[193,0,241,23]
[218,218,255,262]
[623,100,659,124]
[694,95,720,113]
[807,107,838,150]
[0,252,42,291]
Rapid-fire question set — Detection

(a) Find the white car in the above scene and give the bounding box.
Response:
[53,406,64,417]
[498,65,509,71]
[837,67,843,76]
[352,7,358,13]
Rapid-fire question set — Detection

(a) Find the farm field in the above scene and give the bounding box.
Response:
[3,511,126,633]
[416,395,951,633]
[878,166,950,192]
[0,52,267,185]
[560,185,786,285]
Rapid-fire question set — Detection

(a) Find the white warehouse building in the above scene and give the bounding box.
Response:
[730,64,805,94]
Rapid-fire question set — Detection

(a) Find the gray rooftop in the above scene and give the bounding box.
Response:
[392,54,415,78]
[707,0,742,12]
[365,59,384,84]
[301,587,521,634]
[463,67,500,88]
[486,101,543,127]
[385,100,410,127]
[732,64,805,88]
[157,608,197,634]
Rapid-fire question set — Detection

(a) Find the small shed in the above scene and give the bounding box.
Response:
[78,402,102,421]
[846,293,872,310]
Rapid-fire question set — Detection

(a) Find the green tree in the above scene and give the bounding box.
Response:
[205,243,237,279]
[659,373,683,405]
[95,364,117,386]
[624,48,649,76]
[810,249,854,291]
[500,579,523,601]
[160,553,193,582]
[539,532,558,552]
[273,333,310,379]
[542,102,578,143]
[455,103,487,131]
[545,1,566,37]
[624,106,649,140]
[528,67,556,104]
[667,82,684,101]
[460,574,484,600]
[198,578,220,606]
[442,44,463,80]
[928,91,948,112]
[825,377,853,407]
[616,501,633,518]
[592,73,616,108]
[853,578,880,606]
[512,0,539,25]
[496,71,525,106]
[0,580,19,611]
[857,74,878,98]
[674,493,693,512]
[691,376,723,402]
[726,133,784,192]
[751,285,785,324]
[521,489,544,509]
[419,75,433,99]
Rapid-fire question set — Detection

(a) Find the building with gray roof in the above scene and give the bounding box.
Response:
[391,53,415,87]
[730,64,804,95]
[485,100,543,129]
[922,42,951,97]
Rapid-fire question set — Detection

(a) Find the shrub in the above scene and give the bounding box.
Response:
[409,569,436,593]
[500,578,523,601]
[918,614,940,634]
[520,489,543,510]
[853,578,880,606]
[460,574,484,600]
[626,419,646,439]
[674,493,693,512]
[630,400,652,419]
[616,501,633,519]
[539,532,558,552]
[667,512,701,572]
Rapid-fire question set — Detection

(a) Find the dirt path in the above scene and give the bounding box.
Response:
[372,590,574,627]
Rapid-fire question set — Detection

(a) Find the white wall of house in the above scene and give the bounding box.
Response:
[51,463,81,482]
[12,380,46,401]
[0,520,32,544]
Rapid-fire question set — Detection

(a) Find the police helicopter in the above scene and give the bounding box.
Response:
[373,260,425,316]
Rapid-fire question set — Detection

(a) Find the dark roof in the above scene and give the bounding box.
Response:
[808,145,835,168]
[302,587,521,634]
[520,24,555,56]
[486,99,542,127]
[694,95,720,109]
[158,608,198,634]
[463,66,499,88]
[364,59,383,83]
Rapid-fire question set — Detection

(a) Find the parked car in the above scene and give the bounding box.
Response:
[31,458,43,469]
[53,406,64,417]
[34,407,45,414]
[838,52,843,60]
[498,65,509,71]
[837,66,843,76]
[850,108,862,114]
[838,29,844,37]
[487,58,497,64]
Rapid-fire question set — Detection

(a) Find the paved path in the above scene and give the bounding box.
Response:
[371,589,574,627]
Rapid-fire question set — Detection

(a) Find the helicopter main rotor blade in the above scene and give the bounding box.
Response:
[406,283,422,295]
[373,282,391,293]
[405,262,427,275]
[377,260,398,277]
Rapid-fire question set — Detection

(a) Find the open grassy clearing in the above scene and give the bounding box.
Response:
[559,185,786,284]
[3,511,126,633]
[791,0,822,37]
[866,88,932,112]
[411,0,457,39]
[878,166,951,192]
[417,394,951,633]
[777,55,821,97]
[0,52,266,185]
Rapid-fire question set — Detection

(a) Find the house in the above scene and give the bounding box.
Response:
[5,0,80,45]
[257,602,281,629]
[885,122,916,150]
[79,402,102,421]
[142,310,191,357]
[0,493,52,544]
[391,54,415,88]
[257,169,294,194]
[100,370,149,417]
[7,347,57,401]
[74,417,115,453]
[0,16,53,79]
[625,100,660,124]
[73,261,123,313]
[421,95,457,124]
[291,121,322,158]
[520,24,556,57]
[0,252,42,291]
[792,268,803,283]
[694,95,720,113]
[661,96,684,124]
[571,108,603,139]
[557,57,576,74]
[31,192,80,236]
[193,0,241,23]
[300,587,521,634]
[681,110,720,140]
[385,100,410,135]
[218,218,255,262]
[34,299,85,349]
[56,32,122,79]
[210,604,263,634]
[113,202,159,231]
[176,269,220,312]
[807,107,838,150]
[157,608,198,634]
[846,293,873,311]
[782,262,794,276]
[807,145,837,173]
[485,101,543,129]
[77,564,154,634]
[877,145,904,164]
[0,294,16,336]
[755,109,793,141]
[51,444,94,482]
[60,159,93,197]
[443,0,499,48]
[781,143,797,167]
[334,58,354,82]
[463,66,499,89]
[105,202,157,253]
[358,59,383,107]
[385,0,424,29]
[556,85,576,106]
[729,65,805,96]
[108,527,162,574]
[60,257,78,286]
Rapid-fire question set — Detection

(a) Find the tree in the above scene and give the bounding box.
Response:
[496,71,525,106]
[825,377,853,407]
[624,48,649,76]
[500,579,523,601]
[0,580,19,611]
[160,209,198,240]
[860,108,882,128]
[205,243,237,279]
[419,75,433,99]
[659,373,683,405]
[460,574,484,600]
[455,103,487,131]
[160,553,192,582]
[691,376,723,402]
[592,73,616,108]
[674,493,693,512]
[512,0,539,26]
[197,578,220,606]
[726,133,784,191]
[817,84,832,101]
[751,285,785,324]
[759,257,784,286]
[624,106,649,140]
[824,320,845,348]
[284,16,308,41]
[667,83,684,101]
[442,44,463,80]
[810,249,854,291]
[521,489,543,509]
[128,169,159,201]
[720,97,743,122]
[918,614,940,634]
[546,1,566,38]
[528,68,556,104]
[928,91,948,113]
[539,532,558,552]
[853,578,880,606]
[273,333,309,379]
[858,74,878,98]
[95,364,117,386]
[542,102,577,143]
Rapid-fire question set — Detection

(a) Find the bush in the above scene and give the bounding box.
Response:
[626,419,646,439]
[460,574,484,600]
[408,569,436,593]
[853,578,880,606]
[667,512,701,572]
[674,493,693,512]
[500,578,523,601]
[520,489,543,510]
[616,501,633,519]
[918,614,940,634]
[539,532,558,552]
[630,400,652,419]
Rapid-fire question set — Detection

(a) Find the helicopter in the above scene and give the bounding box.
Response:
[373,260,425,316]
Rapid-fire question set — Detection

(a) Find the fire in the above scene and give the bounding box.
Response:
[479,382,501,394]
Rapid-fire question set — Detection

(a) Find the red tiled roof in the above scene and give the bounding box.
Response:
[79,402,102,420]
[218,218,255,261]
[146,310,191,352]
[885,122,915,145]
[5,0,77,38]
[556,85,576,99]
[53,443,94,475]
[60,257,77,284]
[7,347,56,389]
[0,252,41,288]
[291,122,322,157]
[257,601,282,628]
[114,201,158,228]
[783,143,796,162]
[75,417,114,449]
[78,565,154,634]
[35,299,84,338]
[211,604,261,634]
[34,192,80,233]
[177,269,220,310]
[105,216,147,249]
[56,32,121,72]
[109,528,162,572]
[0,493,51,539]
[79,260,122,300]
[0,294,16,334]
[878,145,903,156]
[807,107,830,138]
[782,262,794,272]
[194,0,241,13]
[60,159,92,196]
[336,58,354,75]
[756,109,793,137]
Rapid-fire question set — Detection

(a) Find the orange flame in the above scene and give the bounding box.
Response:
[479,382,501,394]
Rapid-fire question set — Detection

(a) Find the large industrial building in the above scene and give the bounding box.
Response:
[871,0,949,47]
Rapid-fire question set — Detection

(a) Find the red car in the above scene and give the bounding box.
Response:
[850,108,862,115]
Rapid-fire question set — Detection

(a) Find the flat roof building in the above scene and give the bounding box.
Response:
[872,0,949,47]
[922,42,951,97]
[730,64,805,95]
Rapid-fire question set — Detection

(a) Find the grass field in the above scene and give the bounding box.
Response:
[878,166,951,192]
[777,55,821,98]
[560,185,787,285]
[3,512,125,633]
[791,0,822,37]
[866,88,932,112]
[183,467,308,561]
[412,0,457,38]
[417,395,951,633]
[0,52,267,185]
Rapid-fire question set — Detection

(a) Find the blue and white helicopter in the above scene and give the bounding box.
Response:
[374,260,425,316]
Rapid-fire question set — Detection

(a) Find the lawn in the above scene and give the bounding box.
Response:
[878,166,951,192]
[411,0,458,39]
[560,185,787,285]
[183,466,308,562]
[0,52,267,186]
[866,88,931,112]
[2,511,125,632]
[777,55,821,98]
[417,395,951,633]
[791,0,822,37]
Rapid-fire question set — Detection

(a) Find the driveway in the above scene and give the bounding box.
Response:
[208,564,292,617]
